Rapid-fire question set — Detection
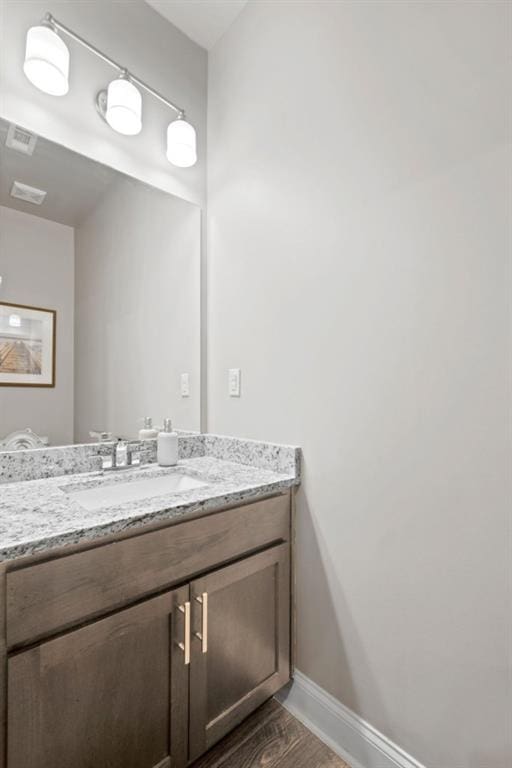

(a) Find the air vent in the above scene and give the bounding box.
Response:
[5,123,38,156]
[10,181,47,206]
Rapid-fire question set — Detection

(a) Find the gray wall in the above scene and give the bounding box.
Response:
[207,1,511,766]
[0,205,74,445]
[75,176,201,442]
[0,0,207,206]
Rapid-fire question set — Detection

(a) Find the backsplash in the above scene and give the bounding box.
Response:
[0,434,300,484]
[0,443,115,485]
[204,434,300,476]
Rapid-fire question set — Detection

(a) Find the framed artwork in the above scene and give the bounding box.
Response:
[0,302,56,387]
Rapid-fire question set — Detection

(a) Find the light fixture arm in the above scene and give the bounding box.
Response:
[43,12,185,119]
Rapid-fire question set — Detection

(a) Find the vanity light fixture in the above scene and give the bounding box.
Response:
[166,118,197,168]
[23,13,197,167]
[24,22,70,96]
[105,74,142,136]
[8,314,21,328]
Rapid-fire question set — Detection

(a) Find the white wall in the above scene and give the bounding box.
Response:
[0,0,207,206]
[0,205,74,445]
[207,2,512,766]
[75,176,201,442]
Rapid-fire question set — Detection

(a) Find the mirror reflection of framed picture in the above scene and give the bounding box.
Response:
[0,302,56,387]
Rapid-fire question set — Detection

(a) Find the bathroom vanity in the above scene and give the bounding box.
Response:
[0,435,299,768]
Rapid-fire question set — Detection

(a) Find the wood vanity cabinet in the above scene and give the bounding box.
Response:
[2,492,292,768]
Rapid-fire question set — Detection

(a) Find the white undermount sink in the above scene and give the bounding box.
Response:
[67,472,208,511]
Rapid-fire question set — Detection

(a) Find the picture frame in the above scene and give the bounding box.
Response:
[0,301,56,387]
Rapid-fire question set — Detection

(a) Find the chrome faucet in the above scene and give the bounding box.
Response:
[103,440,151,471]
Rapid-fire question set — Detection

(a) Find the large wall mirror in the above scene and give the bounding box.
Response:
[0,117,201,448]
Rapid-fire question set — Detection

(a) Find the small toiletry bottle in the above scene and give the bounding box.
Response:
[139,417,158,440]
[157,419,178,466]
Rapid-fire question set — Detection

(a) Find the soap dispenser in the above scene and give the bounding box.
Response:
[157,418,178,466]
[139,417,158,440]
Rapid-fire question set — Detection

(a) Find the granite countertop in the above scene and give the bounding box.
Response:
[0,454,298,562]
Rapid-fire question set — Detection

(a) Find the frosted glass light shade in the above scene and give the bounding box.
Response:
[106,78,142,136]
[24,25,69,96]
[166,119,197,167]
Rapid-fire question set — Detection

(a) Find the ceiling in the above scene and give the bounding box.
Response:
[145,0,248,50]
[0,119,119,228]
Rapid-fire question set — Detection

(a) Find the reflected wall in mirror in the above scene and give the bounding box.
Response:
[0,117,201,448]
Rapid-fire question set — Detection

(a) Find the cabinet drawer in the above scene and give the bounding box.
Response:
[6,493,290,648]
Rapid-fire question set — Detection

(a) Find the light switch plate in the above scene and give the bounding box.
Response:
[228,368,241,397]
[180,373,190,397]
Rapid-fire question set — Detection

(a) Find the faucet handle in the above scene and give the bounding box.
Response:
[126,440,150,466]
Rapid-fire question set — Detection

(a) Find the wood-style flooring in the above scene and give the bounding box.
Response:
[190,698,350,768]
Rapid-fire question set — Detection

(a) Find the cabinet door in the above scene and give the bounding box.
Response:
[8,585,190,768]
[189,544,290,760]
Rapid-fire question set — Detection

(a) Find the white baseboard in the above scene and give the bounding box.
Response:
[276,670,426,768]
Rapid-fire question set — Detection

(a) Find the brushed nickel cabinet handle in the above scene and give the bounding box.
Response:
[194,592,208,654]
[178,601,191,665]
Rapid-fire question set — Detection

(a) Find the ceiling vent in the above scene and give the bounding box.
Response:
[5,123,38,156]
[10,181,47,206]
